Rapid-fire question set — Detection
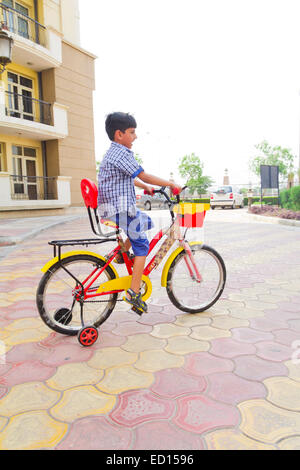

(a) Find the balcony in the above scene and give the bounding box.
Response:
[0,173,71,210]
[0,84,68,140]
[0,3,62,71]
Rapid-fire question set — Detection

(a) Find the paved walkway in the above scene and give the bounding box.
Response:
[0,209,300,450]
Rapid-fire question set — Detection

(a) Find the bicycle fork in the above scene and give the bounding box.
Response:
[182,241,202,283]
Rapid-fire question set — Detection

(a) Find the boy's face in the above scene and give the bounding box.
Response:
[115,128,137,149]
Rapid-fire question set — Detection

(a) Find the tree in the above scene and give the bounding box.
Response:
[178,153,214,195]
[134,153,143,166]
[249,140,296,181]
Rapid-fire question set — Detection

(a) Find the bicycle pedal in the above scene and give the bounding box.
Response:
[131,306,144,316]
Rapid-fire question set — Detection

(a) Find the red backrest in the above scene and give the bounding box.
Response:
[81,179,98,210]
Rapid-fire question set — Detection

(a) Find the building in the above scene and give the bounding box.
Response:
[0,0,97,217]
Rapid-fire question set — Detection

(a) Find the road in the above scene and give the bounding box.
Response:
[0,208,300,450]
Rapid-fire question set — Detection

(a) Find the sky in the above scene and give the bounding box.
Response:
[78,0,300,187]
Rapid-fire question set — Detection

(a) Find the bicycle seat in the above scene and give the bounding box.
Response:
[81,178,119,236]
[81,178,98,210]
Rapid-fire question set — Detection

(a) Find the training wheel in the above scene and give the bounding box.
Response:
[78,326,98,347]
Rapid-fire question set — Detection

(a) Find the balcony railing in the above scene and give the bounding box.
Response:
[10,175,58,201]
[0,3,46,46]
[5,91,52,125]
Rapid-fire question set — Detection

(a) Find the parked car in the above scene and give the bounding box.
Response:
[136,192,169,211]
[210,185,244,209]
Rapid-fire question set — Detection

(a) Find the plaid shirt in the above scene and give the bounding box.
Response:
[98,142,143,217]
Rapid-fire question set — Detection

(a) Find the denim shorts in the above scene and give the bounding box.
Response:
[107,210,154,256]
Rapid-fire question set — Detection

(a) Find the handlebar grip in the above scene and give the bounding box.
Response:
[144,189,155,196]
[172,187,181,196]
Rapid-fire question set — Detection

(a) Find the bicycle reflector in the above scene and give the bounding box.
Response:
[174,203,210,228]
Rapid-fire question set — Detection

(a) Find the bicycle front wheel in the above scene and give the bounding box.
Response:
[36,254,118,336]
[166,243,226,313]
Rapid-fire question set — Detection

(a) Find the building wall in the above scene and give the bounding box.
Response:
[44,40,97,206]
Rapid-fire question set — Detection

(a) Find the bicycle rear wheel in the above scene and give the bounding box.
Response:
[36,254,118,336]
[166,243,226,313]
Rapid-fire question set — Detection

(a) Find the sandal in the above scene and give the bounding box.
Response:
[113,251,135,265]
[123,288,148,315]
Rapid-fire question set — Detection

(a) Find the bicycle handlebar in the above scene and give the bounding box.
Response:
[143,185,188,220]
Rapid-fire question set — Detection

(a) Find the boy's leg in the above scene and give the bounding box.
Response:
[128,256,147,295]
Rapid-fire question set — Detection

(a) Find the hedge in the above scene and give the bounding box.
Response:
[280,186,300,211]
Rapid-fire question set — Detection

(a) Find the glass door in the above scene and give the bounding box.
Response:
[12,146,37,199]
[7,72,34,121]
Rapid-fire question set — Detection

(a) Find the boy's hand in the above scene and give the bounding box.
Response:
[170,183,182,195]
[144,186,155,196]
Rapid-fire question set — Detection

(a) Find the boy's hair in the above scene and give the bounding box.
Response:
[105,112,137,141]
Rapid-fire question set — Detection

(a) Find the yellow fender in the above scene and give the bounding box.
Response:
[161,242,202,287]
[97,275,152,302]
[41,250,119,279]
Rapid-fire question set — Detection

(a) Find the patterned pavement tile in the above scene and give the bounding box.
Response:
[209,337,256,358]
[135,349,184,372]
[255,341,293,362]
[121,334,167,353]
[264,377,300,411]
[0,361,56,388]
[87,347,138,370]
[207,372,266,404]
[239,399,300,444]
[40,343,93,367]
[56,416,133,450]
[46,363,104,391]
[272,329,300,347]
[50,386,116,423]
[150,368,207,398]
[174,314,211,328]
[110,390,175,427]
[151,323,191,338]
[285,360,300,382]
[205,429,277,450]
[278,436,300,450]
[231,327,273,343]
[211,316,249,330]
[165,336,209,355]
[0,410,68,450]
[133,421,205,450]
[173,394,240,434]
[233,355,288,382]
[111,321,153,336]
[96,365,154,394]
[184,352,234,376]
[190,325,231,341]
[0,382,60,417]
[249,317,288,332]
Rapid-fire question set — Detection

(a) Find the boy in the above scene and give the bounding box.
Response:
[98,112,181,314]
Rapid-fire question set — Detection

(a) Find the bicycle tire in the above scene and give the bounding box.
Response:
[166,243,226,313]
[36,254,118,336]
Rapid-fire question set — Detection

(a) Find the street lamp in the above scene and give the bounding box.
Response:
[0,29,13,74]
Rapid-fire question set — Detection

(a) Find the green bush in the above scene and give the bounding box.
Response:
[244,196,280,206]
[280,186,300,211]
[290,186,300,210]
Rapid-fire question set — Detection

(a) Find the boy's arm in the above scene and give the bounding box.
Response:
[134,179,155,195]
[137,171,182,193]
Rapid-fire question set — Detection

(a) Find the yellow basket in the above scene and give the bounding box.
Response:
[174,203,210,228]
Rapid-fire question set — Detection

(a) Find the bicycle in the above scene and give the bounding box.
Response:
[36,179,226,347]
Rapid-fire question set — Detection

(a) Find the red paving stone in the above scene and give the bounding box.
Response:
[233,355,289,382]
[207,372,267,404]
[173,394,240,434]
[183,352,234,376]
[110,390,175,427]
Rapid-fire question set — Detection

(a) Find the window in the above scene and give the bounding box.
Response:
[7,72,34,121]
[12,145,38,199]
[2,0,30,39]
[0,144,4,172]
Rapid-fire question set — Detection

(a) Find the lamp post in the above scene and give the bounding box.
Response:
[0,29,13,74]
